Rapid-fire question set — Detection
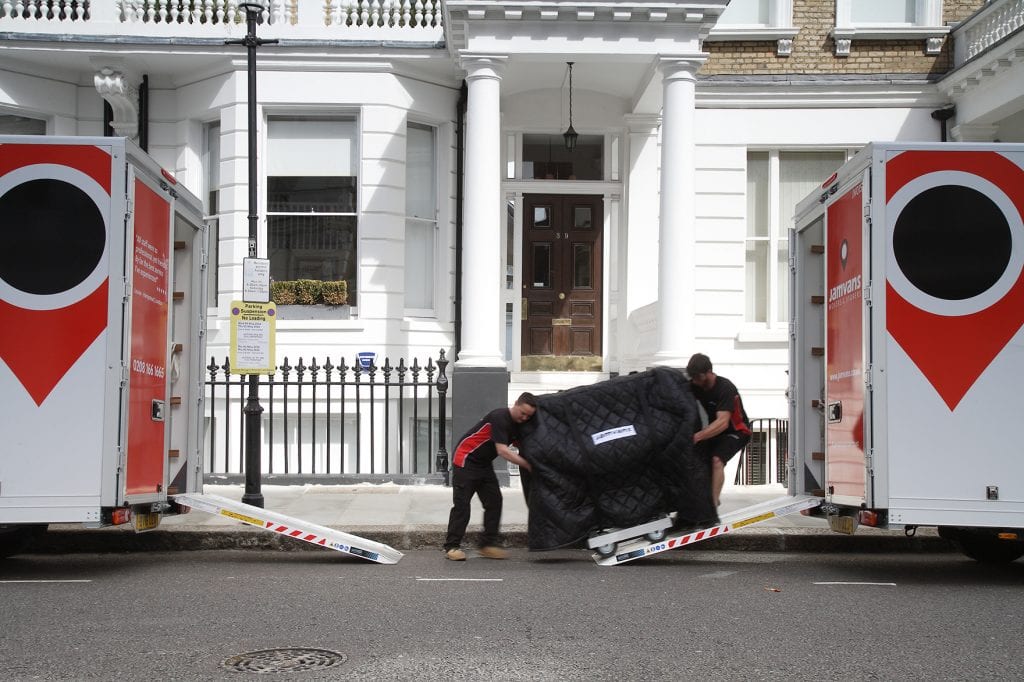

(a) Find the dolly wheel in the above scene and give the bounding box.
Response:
[595,542,617,558]
[645,529,666,542]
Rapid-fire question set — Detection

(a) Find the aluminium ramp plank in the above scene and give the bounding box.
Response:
[594,494,821,566]
[173,492,403,564]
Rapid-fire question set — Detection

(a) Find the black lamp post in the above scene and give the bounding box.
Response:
[228,0,276,508]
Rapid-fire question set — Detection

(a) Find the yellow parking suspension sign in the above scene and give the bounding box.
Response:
[229,300,276,374]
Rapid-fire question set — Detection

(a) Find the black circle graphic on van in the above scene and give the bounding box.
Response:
[893,185,1011,301]
[0,179,105,295]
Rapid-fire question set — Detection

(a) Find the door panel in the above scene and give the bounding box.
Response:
[522,194,602,369]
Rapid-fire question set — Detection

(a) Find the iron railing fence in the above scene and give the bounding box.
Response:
[735,418,789,486]
[205,349,451,483]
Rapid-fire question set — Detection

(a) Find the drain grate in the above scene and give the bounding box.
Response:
[222,648,347,674]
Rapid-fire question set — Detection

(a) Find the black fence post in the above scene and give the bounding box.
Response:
[435,349,450,486]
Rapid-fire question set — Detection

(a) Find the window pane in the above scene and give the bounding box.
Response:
[532,244,552,288]
[777,238,789,323]
[573,243,592,288]
[851,0,915,24]
[747,152,769,238]
[268,215,357,294]
[268,176,356,213]
[746,240,768,323]
[778,152,845,236]
[533,206,552,228]
[405,218,433,309]
[522,133,603,180]
[506,200,515,290]
[406,123,436,310]
[719,0,769,25]
[267,118,356,176]
[406,124,435,219]
[573,206,593,230]
[203,123,220,309]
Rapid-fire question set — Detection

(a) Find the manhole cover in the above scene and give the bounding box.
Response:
[222,648,347,674]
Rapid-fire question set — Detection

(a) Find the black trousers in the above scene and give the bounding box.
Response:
[443,465,503,550]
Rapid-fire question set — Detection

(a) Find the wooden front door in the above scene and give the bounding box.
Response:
[521,194,603,370]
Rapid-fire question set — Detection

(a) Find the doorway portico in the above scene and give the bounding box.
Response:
[446,0,731,433]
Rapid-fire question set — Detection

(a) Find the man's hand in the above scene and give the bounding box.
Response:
[695,410,731,444]
[497,443,532,472]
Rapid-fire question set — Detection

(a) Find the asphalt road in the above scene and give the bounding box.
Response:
[1,549,1022,681]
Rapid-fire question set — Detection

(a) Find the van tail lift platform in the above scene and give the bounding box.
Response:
[592,494,821,566]
[172,493,403,564]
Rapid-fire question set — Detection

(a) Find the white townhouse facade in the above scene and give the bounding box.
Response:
[1,0,1022,451]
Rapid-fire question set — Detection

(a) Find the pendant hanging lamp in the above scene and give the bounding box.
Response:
[563,62,578,151]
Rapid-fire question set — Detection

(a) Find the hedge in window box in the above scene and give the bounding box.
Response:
[270,279,348,306]
[320,280,347,305]
[270,280,298,305]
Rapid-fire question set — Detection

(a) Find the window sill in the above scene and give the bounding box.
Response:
[736,326,789,345]
[831,26,950,56]
[275,304,351,321]
[401,317,447,332]
[707,26,800,56]
[708,26,799,41]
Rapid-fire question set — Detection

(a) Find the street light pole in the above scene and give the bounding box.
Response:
[228,1,276,508]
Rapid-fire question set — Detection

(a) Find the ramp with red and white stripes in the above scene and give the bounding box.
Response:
[593,494,821,566]
[172,492,403,564]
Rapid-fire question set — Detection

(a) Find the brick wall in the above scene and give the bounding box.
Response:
[701,0,985,76]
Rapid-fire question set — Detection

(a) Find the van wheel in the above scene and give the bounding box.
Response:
[957,538,1024,564]
[0,525,48,559]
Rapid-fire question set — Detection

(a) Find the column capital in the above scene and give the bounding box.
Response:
[624,113,661,134]
[950,123,999,142]
[459,53,508,80]
[657,55,707,80]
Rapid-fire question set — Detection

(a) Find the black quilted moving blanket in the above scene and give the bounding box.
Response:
[517,367,714,551]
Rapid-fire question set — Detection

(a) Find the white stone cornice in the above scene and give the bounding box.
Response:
[444,1,730,53]
[92,60,140,140]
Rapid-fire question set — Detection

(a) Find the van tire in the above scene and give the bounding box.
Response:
[0,525,48,559]
[957,537,1024,564]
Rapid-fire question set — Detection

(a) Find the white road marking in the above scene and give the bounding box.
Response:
[415,578,504,582]
[0,580,92,584]
[699,571,737,579]
[813,581,896,586]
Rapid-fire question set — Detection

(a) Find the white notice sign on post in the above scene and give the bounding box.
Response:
[242,257,271,303]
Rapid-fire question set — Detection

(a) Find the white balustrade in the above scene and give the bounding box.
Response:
[0,0,442,37]
[953,0,1024,66]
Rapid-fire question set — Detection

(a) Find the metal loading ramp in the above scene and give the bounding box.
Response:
[594,494,822,566]
[173,493,404,564]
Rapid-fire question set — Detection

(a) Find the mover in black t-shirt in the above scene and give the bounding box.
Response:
[686,353,752,509]
[443,393,537,561]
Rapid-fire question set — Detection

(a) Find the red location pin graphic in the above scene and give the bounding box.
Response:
[0,144,111,406]
[885,150,1024,410]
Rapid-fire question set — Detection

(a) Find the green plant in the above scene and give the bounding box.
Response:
[292,279,320,305]
[321,280,348,305]
[270,279,348,306]
[271,280,297,305]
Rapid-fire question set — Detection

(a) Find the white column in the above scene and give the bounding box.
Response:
[624,114,661,315]
[653,57,705,368]
[457,55,507,368]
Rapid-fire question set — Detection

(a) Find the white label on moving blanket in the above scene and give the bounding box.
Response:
[591,425,637,445]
